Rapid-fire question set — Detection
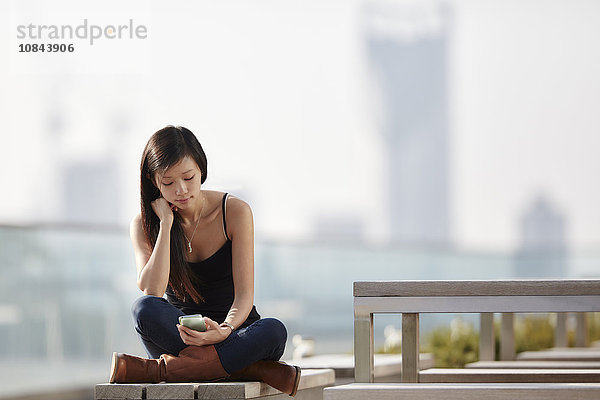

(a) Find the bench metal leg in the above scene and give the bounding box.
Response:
[500,312,515,361]
[354,311,373,383]
[575,312,588,347]
[555,312,568,347]
[479,312,495,361]
[401,313,419,383]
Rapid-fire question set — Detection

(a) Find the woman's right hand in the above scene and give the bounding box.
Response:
[151,196,175,225]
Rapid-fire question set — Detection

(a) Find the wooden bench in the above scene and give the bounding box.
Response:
[353,279,600,383]
[481,312,593,361]
[288,353,434,384]
[323,383,600,400]
[466,360,600,369]
[95,368,334,400]
[419,368,600,383]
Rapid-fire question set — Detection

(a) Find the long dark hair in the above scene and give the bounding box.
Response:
[140,125,207,303]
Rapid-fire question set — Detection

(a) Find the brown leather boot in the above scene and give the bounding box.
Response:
[109,352,166,383]
[161,345,228,382]
[230,361,301,396]
[109,345,229,383]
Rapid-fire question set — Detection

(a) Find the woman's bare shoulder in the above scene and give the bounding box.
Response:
[203,190,251,214]
[226,195,252,215]
[225,195,253,238]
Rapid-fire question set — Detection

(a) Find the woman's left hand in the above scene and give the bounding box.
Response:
[177,317,232,346]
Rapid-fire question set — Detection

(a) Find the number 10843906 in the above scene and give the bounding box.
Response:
[18,43,75,53]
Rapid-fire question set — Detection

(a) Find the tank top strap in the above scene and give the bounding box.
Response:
[222,193,231,241]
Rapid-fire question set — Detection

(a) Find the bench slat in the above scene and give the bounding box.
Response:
[355,296,600,313]
[354,280,600,297]
[147,383,194,399]
[466,360,600,369]
[517,348,600,362]
[419,368,600,383]
[324,383,600,400]
[95,384,144,400]
[95,369,334,400]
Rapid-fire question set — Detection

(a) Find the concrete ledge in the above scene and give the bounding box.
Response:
[288,353,434,379]
[419,368,600,383]
[95,368,334,400]
[466,360,600,369]
[517,347,600,362]
[9,387,95,400]
[323,383,600,400]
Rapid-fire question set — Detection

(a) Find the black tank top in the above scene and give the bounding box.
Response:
[165,193,261,328]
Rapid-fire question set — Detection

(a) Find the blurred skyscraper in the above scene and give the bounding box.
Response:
[364,0,451,246]
[513,194,568,277]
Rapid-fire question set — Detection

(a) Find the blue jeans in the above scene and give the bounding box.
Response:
[131,295,287,374]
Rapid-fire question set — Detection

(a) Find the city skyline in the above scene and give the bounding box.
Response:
[1,0,599,252]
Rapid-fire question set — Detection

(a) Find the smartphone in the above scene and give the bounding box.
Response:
[179,314,206,332]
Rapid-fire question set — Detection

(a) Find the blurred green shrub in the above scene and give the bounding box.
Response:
[377,313,600,368]
[514,314,554,353]
[421,317,479,368]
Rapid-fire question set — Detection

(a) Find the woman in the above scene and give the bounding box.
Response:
[109,126,301,396]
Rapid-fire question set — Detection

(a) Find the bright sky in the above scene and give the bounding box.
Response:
[1,0,599,251]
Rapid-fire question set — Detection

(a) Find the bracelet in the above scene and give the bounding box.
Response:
[220,322,235,332]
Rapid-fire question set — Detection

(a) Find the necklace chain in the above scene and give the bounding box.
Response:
[183,194,205,253]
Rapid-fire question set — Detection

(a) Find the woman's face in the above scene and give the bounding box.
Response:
[154,156,202,210]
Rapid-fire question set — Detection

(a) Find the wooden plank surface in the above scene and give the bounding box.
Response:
[354,280,600,297]
[95,384,144,400]
[354,295,600,313]
[146,383,194,399]
[324,383,600,400]
[95,369,334,400]
[198,369,335,399]
[419,368,600,383]
[466,360,600,369]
